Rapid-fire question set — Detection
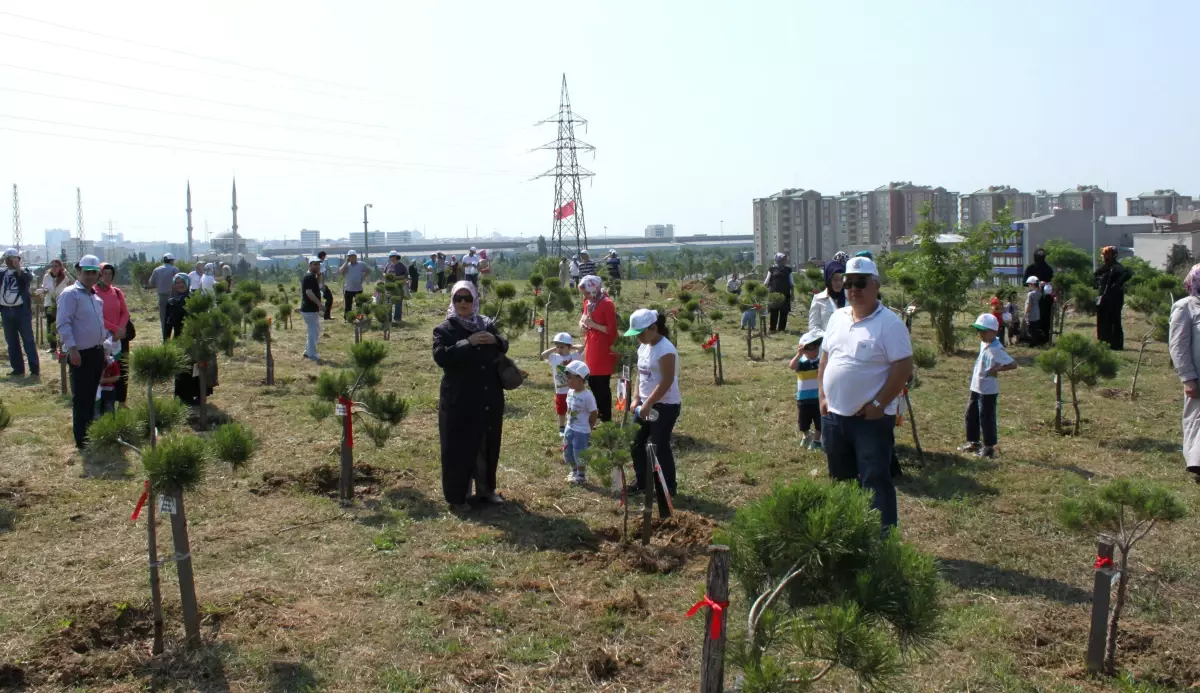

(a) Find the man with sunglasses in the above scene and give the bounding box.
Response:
[817,256,913,530]
[57,255,109,449]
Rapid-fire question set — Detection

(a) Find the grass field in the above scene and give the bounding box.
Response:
[1,278,1198,692]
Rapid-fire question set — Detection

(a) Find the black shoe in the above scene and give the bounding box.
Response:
[7,371,23,377]
[29,371,39,377]
[626,482,644,494]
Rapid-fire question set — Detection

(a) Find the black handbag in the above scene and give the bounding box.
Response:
[496,354,525,390]
[125,318,136,342]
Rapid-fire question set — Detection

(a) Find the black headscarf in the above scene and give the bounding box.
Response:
[824,261,846,308]
[1025,248,1053,282]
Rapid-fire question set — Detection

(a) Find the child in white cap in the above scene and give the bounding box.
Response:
[961,313,1017,458]
[790,329,824,450]
[1023,276,1043,346]
[540,331,583,434]
[563,360,597,484]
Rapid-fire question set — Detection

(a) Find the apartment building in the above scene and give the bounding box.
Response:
[752,189,832,265]
[644,224,675,239]
[960,185,1036,228]
[856,182,959,245]
[1058,185,1118,218]
[1126,190,1196,220]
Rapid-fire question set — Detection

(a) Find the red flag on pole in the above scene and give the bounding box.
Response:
[553,201,576,220]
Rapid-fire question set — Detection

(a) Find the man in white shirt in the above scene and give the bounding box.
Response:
[188,262,216,294]
[461,247,481,286]
[818,256,913,529]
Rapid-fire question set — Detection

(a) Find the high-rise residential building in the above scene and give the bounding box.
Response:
[349,231,387,247]
[833,192,861,248]
[300,229,320,251]
[752,189,830,265]
[644,224,675,239]
[960,185,1036,228]
[1058,185,1118,218]
[1033,190,1058,217]
[44,229,71,257]
[1126,190,1196,220]
[856,182,959,246]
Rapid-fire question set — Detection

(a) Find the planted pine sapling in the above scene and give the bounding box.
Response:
[491,282,517,320]
[581,422,637,542]
[249,311,274,385]
[721,480,940,692]
[682,293,724,385]
[215,296,243,357]
[1036,333,1120,434]
[1126,276,1177,399]
[178,293,236,430]
[0,397,10,430]
[312,341,410,506]
[1059,479,1186,675]
[541,277,574,342]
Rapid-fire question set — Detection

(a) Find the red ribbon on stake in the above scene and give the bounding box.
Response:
[685,595,730,638]
[130,480,149,521]
[1094,556,1114,570]
[338,396,354,449]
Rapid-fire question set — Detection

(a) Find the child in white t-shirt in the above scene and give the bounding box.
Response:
[563,360,598,485]
[961,313,1017,458]
[540,332,583,434]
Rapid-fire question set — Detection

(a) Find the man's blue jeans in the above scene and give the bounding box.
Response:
[1,303,39,375]
[821,412,898,528]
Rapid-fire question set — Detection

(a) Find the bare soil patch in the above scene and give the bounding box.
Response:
[251,462,408,500]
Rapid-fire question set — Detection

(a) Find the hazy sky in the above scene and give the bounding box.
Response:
[1,0,1196,246]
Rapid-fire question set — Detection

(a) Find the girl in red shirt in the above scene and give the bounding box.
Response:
[96,264,131,406]
[578,275,618,421]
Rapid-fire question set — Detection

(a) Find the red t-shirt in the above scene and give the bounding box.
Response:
[582,296,618,377]
[100,358,121,391]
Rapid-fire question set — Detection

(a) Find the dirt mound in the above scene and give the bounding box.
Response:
[604,589,648,617]
[25,600,158,686]
[680,280,707,292]
[585,648,620,680]
[620,543,688,574]
[252,463,395,499]
[0,478,40,508]
[651,510,718,551]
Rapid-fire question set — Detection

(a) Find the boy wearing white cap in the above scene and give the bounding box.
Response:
[540,332,584,433]
[1023,276,1043,346]
[790,329,824,450]
[563,359,597,484]
[962,313,1017,458]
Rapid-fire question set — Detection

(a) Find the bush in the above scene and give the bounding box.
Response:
[87,408,145,450]
[209,422,257,469]
[142,434,208,493]
[349,340,388,370]
[0,398,10,431]
[133,397,188,436]
[912,344,937,370]
[131,343,187,384]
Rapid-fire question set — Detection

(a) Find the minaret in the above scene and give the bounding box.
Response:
[186,181,194,260]
[231,178,239,266]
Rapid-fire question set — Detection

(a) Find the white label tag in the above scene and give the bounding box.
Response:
[611,468,622,493]
[537,325,544,333]
[158,495,177,515]
[334,403,347,416]
[192,364,200,377]
[1110,571,1121,588]
[616,379,628,403]
[622,365,630,380]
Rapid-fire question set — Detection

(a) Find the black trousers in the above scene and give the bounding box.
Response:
[769,300,791,332]
[798,399,821,433]
[1039,294,1055,345]
[1097,303,1124,351]
[588,374,613,422]
[632,403,681,505]
[322,286,334,319]
[343,290,361,318]
[965,391,998,447]
[437,271,446,290]
[69,345,105,448]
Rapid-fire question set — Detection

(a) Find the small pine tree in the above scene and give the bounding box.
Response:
[1036,332,1120,434]
[581,423,637,541]
[178,294,236,430]
[721,481,939,691]
[1059,479,1186,674]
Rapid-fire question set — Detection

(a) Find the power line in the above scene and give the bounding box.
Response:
[0,124,528,176]
[0,113,525,174]
[0,62,391,130]
[0,85,527,151]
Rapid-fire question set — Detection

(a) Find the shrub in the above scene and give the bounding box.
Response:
[87,408,146,450]
[142,434,209,492]
[209,422,257,469]
[133,397,188,436]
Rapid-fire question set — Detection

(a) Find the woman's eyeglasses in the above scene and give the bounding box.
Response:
[844,276,871,290]
[453,294,474,303]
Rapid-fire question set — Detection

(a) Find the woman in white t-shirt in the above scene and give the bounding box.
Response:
[625,308,681,501]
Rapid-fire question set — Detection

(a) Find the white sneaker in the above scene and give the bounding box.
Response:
[565,471,577,483]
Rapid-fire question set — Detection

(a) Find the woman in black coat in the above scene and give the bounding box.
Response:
[433,280,509,511]
[1024,248,1055,343]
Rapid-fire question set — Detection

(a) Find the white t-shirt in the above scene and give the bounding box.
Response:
[820,302,913,416]
[547,352,577,395]
[41,272,72,299]
[970,338,1014,395]
[461,255,480,276]
[637,337,682,405]
[188,271,216,294]
[566,388,597,433]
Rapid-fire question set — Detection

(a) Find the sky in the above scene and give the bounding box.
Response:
[1,0,1197,247]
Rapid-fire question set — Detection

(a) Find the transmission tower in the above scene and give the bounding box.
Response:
[186,181,194,260]
[11,184,20,252]
[231,178,239,266]
[534,74,594,259]
[76,187,85,261]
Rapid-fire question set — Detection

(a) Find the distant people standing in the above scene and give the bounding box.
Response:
[569,256,581,289]
[220,263,233,290]
[384,251,405,279]
[300,257,323,362]
[339,250,370,317]
[578,275,618,422]
[605,250,621,280]
[317,251,334,320]
[726,272,742,295]
[95,263,131,405]
[0,248,39,377]
[188,262,215,294]
[37,258,73,353]
[577,250,597,278]
[1168,263,1200,483]
[407,257,420,294]
[808,261,845,332]
[764,252,794,333]
[146,253,177,341]
[425,254,438,293]
[559,257,570,288]
[1023,277,1044,346]
[461,247,481,286]
[447,255,459,284]
[436,252,447,291]
[1024,248,1055,342]
[1094,246,1131,351]
[57,255,107,448]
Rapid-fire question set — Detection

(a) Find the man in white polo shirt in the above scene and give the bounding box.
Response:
[818,256,913,529]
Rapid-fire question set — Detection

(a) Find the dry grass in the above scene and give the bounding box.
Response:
[1,280,1199,692]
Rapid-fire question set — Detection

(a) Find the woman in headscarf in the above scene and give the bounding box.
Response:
[433,280,509,511]
[578,275,618,422]
[164,273,190,340]
[808,261,845,331]
[1169,263,1200,483]
[1094,246,1131,350]
[95,263,131,406]
[1023,248,1055,343]
[447,255,459,284]
[763,252,794,332]
[36,258,73,353]
[165,273,216,404]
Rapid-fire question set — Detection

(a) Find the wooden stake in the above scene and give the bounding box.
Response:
[1086,537,1115,674]
[145,488,164,654]
[641,442,656,546]
[339,411,354,507]
[715,338,724,385]
[699,545,730,693]
[168,490,201,648]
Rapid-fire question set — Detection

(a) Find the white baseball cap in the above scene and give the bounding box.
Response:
[469,246,477,252]
[565,360,590,379]
[552,332,573,345]
[346,249,358,256]
[2,247,19,259]
[972,313,1000,331]
[162,253,175,261]
[308,256,322,264]
[79,254,101,271]
[388,250,400,257]
[1025,276,1039,285]
[844,256,878,277]
[799,328,825,347]
[624,308,658,336]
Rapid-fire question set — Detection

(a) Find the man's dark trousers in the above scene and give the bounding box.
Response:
[821,412,898,528]
[69,345,105,448]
